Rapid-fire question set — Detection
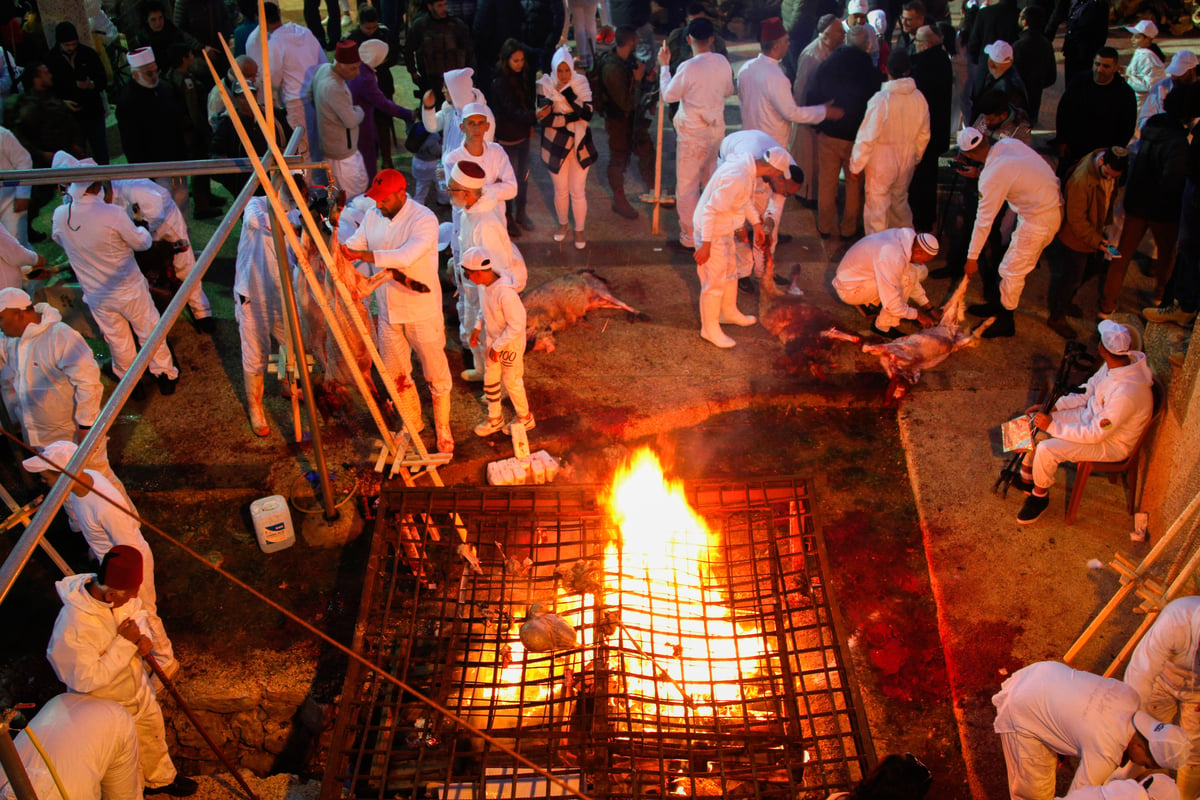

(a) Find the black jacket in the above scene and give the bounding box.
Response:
[116,82,188,162]
[1055,73,1138,164]
[805,45,881,141]
[911,45,953,156]
[488,68,536,143]
[967,0,1018,64]
[1125,114,1190,222]
[46,43,107,120]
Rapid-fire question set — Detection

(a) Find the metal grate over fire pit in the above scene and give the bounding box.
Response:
[322,478,873,800]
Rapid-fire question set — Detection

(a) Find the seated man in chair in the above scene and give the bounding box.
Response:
[1015,319,1154,524]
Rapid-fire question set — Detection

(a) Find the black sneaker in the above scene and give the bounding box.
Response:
[1009,475,1035,494]
[146,776,198,797]
[156,374,179,396]
[870,323,902,339]
[1017,492,1050,524]
[967,301,1002,317]
[737,277,759,295]
[981,314,1016,338]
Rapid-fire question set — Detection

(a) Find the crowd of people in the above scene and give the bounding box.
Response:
[0,0,1198,795]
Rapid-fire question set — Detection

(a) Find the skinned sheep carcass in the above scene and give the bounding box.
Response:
[523,270,648,353]
[821,277,994,403]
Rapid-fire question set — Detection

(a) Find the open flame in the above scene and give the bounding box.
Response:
[601,448,767,718]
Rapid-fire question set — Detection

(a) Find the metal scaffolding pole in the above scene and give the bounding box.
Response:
[0,156,323,187]
[0,130,303,606]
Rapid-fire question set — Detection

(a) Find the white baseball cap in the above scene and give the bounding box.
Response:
[22,441,79,474]
[847,0,869,14]
[984,40,1013,63]
[1098,319,1133,355]
[1166,50,1198,77]
[1142,774,1180,800]
[0,287,32,311]
[763,146,791,173]
[1125,19,1158,37]
[1133,711,1191,770]
[461,246,494,272]
[957,126,985,151]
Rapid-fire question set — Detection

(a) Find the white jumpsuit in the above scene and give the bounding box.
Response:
[0,222,38,289]
[476,276,530,422]
[992,661,1141,800]
[1125,595,1200,800]
[1126,48,1166,115]
[719,129,794,280]
[1027,352,1154,488]
[831,228,931,329]
[694,152,761,336]
[0,693,141,800]
[661,51,734,248]
[110,179,212,321]
[234,197,289,375]
[0,125,31,244]
[47,574,178,789]
[51,194,179,381]
[849,77,930,235]
[968,138,1062,311]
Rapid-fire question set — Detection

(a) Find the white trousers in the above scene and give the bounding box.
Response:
[551,155,589,230]
[1146,677,1200,800]
[235,291,287,375]
[130,695,176,788]
[834,279,911,330]
[329,151,369,199]
[169,245,212,319]
[376,313,452,397]
[862,148,918,235]
[675,124,722,247]
[131,542,176,677]
[87,286,179,380]
[0,189,28,245]
[571,0,599,67]
[482,346,529,420]
[698,236,736,298]
[1025,436,1132,489]
[998,730,1059,800]
[999,208,1061,310]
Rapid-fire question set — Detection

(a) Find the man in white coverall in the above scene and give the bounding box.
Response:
[234,196,288,438]
[736,16,841,151]
[1059,776,1180,800]
[0,288,132,509]
[47,546,197,797]
[958,125,1062,338]
[850,49,930,235]
[1124,595,1200,799]
[25,440,176,678]
[832,229,939,337]
[0,223,45,290]
[51,175,180,395]
[658,16,735,250]
[993,660,1190,800]
[1013,319,1154,524]
[0,693,142,800]
[718,128,804,293]
[341,169,454,453]
[449,160,525,382]
[693,146,788,347]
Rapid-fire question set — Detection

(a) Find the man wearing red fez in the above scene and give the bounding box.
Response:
[312,40,370,197]
[47,545,197,796]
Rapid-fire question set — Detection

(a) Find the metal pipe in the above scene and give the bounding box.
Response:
[0,156,324,187]
[0,131,302,607]
[0,709,38,800]
[269,199,338,520]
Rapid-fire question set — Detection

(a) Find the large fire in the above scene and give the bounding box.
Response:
[600,448,767,718]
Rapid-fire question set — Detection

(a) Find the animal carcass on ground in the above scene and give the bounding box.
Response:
[523,270,648,352]
[757,258,840,379]
[820,278,994,402]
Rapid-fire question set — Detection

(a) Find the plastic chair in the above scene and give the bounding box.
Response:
[1065,380,1165,525]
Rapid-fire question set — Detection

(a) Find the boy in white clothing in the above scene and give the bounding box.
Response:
[462,246,534,436]
[1125,20,1166,111]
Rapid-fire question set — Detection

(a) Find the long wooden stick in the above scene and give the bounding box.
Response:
[257,0,273,135]
[145,654,259,800]
[651,92,664,235]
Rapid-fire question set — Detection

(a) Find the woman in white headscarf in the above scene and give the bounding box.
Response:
[537,47,597,249]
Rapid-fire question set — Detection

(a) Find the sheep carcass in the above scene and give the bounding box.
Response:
[524,271,648,353]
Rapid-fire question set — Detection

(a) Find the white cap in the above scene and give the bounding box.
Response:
[127,47,155,68]
[1133,711,1191,770]
[0,287,32,311]
[957,126,985,151]
[1166,50,1198,77]
[22,441,79,474]
[1125,19,1158,37]
[867,8,887,35]
[984,40,1013,63]
[915,232,939,255]
[1098,319,1133,355]
[461,101,489,120]
[763,146,791,173]
[437,221,454,252]
[1142,774,1180,800]
[461,246,494,272]
[358,39,388,69]
[847,0,869,14]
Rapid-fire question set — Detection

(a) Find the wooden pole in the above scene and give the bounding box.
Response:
[257,0,273,135]
[651,92,664,235]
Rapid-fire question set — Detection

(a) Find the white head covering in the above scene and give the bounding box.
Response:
[1125,19,1158,37]
[127,46,155,68]
[437,221,454,251]
[53,150,99,197]
[443,68,475,109]
[1098,319,1133,355]
[983,40,1013,63]
[461,101,488,120]
[867,9,887,36]
[551,46,574,78]
[763,146,791,173]
[915,232,939,255]
[846,0,868,15]
[449,161,487,189]
[21,440,79,473]
[1142,774,1180,800]
[359,39,388,69]
[1166,50,1198,77]
[461,246,495,272]
[0,287,32,311]
[957,126,985,151]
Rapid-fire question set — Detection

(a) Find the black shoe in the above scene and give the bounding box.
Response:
[737,277,758,295]
[776,233,793,244]
[195,316,216,335]
[1017,492,1050,524]
[156,374,179,395]
[929,266,962,280]
[855,303,881,318]
[967,301,1002,317]
[871,323,902,339]
[981,314,1015,338]
[146,777,198,797]
[1009,475,1035,494]
[27,228,46,243]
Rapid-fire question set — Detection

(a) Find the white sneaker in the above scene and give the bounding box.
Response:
[504,414,535,434]
[474,417,504,436]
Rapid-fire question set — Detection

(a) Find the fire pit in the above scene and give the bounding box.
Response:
[322,452,873,800]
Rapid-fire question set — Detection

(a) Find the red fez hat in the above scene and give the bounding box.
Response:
[335,40,360,64]
[366,168,406,200]
[759,17,786,43]
[99,545,143,593]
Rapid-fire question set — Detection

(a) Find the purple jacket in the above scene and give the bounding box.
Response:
[348,63,414,180]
